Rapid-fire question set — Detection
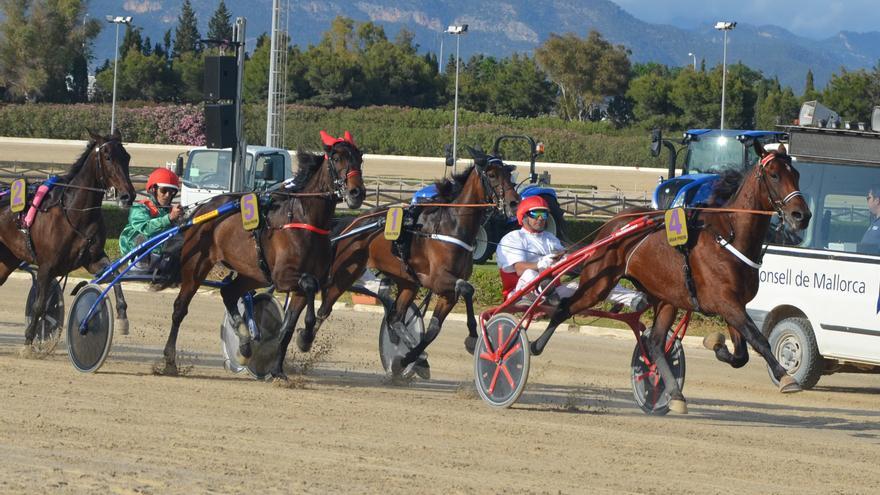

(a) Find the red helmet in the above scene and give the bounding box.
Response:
[146,168,180,191]
[516,195,549,225]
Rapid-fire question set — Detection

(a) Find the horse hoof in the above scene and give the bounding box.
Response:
[464,336,476,355]
[390,356,404,377]
[702,332,726,351]
[116,318,129,336]
[778,374,802,393]
[668,399,688,415]
[413,358,431,380]
[529,341,544,357]
[295,330,313,353]
[236,344,252,366]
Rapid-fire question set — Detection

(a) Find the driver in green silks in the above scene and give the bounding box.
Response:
[119,168,183,255]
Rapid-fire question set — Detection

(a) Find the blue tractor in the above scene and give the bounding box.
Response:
[651,128,787,209]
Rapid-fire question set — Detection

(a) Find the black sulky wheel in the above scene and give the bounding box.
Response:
[66,283,114,373]
[378,302,425,375]
[474,313,530,408]
[630,331,686,415]
[25,278,65,357]
[220,292,285,380]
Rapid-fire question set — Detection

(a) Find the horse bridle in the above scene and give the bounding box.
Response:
[478,159,517,216]
[325,143,363,201]
[89,139,122,192]
[755,152,803,216]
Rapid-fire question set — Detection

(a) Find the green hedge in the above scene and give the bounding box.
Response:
[0,103,670,168]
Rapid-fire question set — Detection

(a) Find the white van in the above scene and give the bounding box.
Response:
[747,125,880,388]
[177,146,292,206]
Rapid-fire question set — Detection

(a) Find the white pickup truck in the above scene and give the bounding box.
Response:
[175,146,293,207]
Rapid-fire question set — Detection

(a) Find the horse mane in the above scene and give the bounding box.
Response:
[430,165,473,203]
[62,139,100,182]
[287,149,326,192]
[709,169,745,205]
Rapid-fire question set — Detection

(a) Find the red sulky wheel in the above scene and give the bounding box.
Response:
[630,331,686,415]
[474,313,530,408]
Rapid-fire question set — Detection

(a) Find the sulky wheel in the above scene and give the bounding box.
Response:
[25,278,65,357]
[220,292,284,380]
[630,331,686,415]
[379,302,425,374]
[66,284,114,373]
[474,313,530,408]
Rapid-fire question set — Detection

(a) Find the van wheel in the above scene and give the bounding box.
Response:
[766,317,822,390]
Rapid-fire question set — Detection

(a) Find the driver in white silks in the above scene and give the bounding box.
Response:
[496,195,648,309]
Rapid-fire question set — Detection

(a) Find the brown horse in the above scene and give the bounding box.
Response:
[530,141,811,411]
[159,133,365,378]
[0,131,136,348]
[298,152,520,378]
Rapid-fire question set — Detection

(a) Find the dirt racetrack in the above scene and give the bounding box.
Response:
[0,276,878,494]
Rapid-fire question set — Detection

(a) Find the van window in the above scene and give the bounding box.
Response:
[185,150,252,189]
[767,161,879,253]
[253,153,287,189]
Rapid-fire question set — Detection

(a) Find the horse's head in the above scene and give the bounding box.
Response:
[469,147,520,216]
[88,129,136,206]
[753,141,811,231]
[321,130,365,209]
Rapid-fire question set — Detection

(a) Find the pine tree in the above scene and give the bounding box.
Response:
[173,0,201,57]
[803,69,820,101]
[207,0,233,42]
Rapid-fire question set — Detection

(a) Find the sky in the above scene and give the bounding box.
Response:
[612,0,878,39]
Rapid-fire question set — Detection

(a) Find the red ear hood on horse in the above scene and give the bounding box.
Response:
[320,130,356,149]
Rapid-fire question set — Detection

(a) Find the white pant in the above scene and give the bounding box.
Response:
[514,269,645,309]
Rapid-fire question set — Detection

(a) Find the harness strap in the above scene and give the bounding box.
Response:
[23,227,38,263]
[425,233,475,252]
[677,246,702,313]
[716,235,762,269]
[252,228,274,285]
[281,223,330,235]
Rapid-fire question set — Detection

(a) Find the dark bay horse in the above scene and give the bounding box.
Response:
[530,142,811,412]
[0,131,135,348]
[298,154,520,378]
[159,133,365,377]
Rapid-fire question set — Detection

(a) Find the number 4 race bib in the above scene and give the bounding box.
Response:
[665,207,688,246]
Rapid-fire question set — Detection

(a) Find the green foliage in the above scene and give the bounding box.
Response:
[821,67,879,123]
[94,51,178,102]
[0,0,99,102]
[172,52,205,103]
[535,31,632,121]
[243,34,271,102]
[173,0,201,57]
[455,53,555,118]
[756,86,800,129]
[0,102,669,166]
[207,0,233,42]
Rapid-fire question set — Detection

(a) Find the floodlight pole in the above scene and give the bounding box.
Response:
[106,15,133,134]
[447,24,468,173]
[715,21,736,130]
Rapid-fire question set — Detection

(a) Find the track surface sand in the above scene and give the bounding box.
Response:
[0,278,878,494]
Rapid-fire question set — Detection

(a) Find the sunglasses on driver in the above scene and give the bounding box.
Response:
[527,210,549,220]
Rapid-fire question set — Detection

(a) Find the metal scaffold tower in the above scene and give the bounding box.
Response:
[266,0,290,148]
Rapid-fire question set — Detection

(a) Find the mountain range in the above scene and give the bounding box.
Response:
[86,0,880,93]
